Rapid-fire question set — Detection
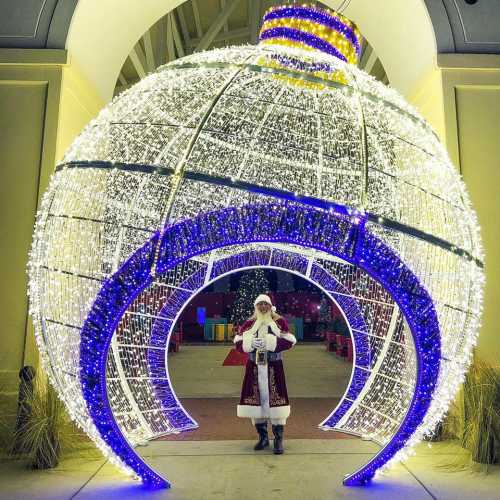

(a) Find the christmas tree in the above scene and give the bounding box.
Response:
[317,294,332,337]
[318,294,331,323]
[231,269,270,326]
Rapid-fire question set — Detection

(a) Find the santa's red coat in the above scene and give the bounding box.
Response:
[234,317,296,420]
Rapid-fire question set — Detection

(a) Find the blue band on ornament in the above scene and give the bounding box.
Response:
[259,27,348,62]
[80,202,440,487]
[56,160,482,267]
[262,5,360,53]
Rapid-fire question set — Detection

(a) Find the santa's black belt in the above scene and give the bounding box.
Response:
[249,351,282,362]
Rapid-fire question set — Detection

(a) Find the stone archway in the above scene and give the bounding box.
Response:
[65,0,437,101]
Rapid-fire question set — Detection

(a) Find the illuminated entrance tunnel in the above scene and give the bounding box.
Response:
[28,3,482,490]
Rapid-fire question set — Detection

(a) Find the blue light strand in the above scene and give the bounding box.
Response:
[260,27,348,62]
[269,53,336,74]
[262,5,361,54]
[344,229,440,485]
[80,234,170,489]
[79,201,440,488]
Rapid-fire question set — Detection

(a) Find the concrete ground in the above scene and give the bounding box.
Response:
[1,345,499,499]
[1,440,499,500]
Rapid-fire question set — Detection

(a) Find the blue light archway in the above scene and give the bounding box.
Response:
[80,202,440,488]
[147,250,372,435]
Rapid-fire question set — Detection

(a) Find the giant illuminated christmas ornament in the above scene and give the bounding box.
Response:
[28,3,483,489]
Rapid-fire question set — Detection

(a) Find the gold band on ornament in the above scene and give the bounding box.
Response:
[260,18,359,64]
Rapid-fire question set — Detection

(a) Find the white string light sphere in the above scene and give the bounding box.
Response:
[28,3,483,488]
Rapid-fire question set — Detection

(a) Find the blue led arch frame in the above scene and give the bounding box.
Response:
[79,202,440,488]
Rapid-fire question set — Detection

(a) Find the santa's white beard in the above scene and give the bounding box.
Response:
[255,309,272,323]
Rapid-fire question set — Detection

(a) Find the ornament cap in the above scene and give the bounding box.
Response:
[258,3,363,65]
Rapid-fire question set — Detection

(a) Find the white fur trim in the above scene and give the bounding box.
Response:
[237,405,265,418]
[265,334,277,352]
[233,334,243,344]
[269,405,291,419]
[246,321,260,335]
[269,321,281,335]
[237,404,290,419]
[242,333,254,353]
[256,322,268,339]
[254,294,272,306]
[280,332,297,345]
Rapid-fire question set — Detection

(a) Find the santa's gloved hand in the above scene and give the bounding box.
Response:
[251,337,265,349]
[269,321,281,335]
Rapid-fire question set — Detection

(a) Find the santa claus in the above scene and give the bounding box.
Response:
[233,294,297,454]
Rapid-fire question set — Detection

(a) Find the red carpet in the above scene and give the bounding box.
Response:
[222,348,248,366]
[156,398,356,441]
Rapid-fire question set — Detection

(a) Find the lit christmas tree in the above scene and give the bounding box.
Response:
[231,270,270,326]
[318,294,331,323]
[318,294,332,337]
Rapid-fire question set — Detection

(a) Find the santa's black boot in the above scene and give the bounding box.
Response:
[272,425,284,454]
[254,423,269,450]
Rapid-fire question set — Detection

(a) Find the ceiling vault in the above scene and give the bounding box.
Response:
[114,1,389,96]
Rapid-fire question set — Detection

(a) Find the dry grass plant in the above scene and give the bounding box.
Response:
[440,356,500,473]
[10,373,95,469]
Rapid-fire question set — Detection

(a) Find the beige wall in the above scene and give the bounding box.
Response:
[0,50,103,411]
[0,82,46,390]
[455,84,500,365]
[0,52,64,400]
[410,54,500,367]
[56,61,104,163]
[441,55,500,367]
[408,67,446,143]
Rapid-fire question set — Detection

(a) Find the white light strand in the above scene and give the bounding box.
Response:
[28,43,483,478]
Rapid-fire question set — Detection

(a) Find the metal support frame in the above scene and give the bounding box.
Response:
[248,0,261,45]
[130,44,147,79]
[170,11,185,58]
[191,0,204,39]
[142,30,156,72]
[166,14,175,63]
[194,0,242,52]
[186,27,250,49]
